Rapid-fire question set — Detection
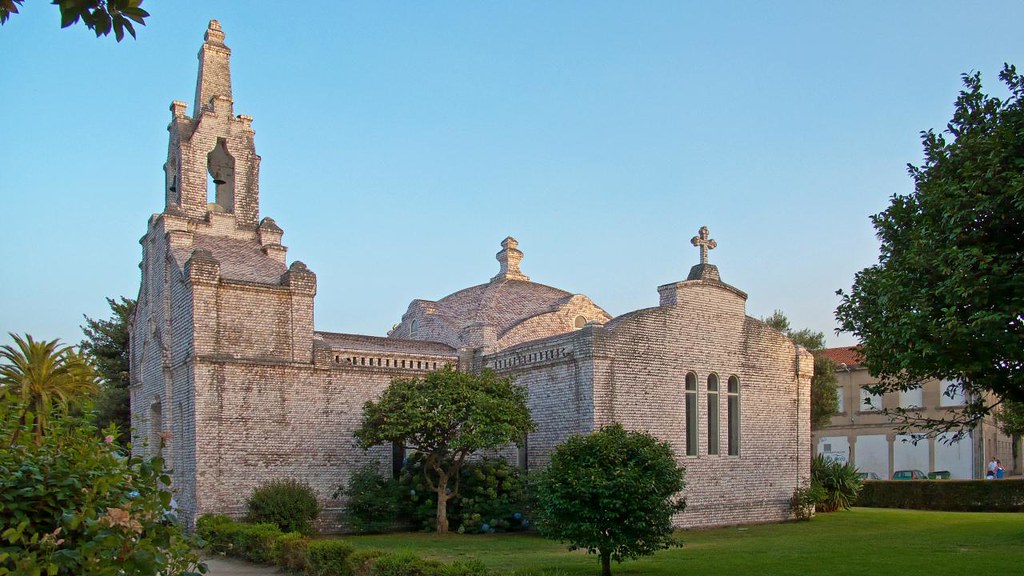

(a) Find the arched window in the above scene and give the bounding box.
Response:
[685,373,698,456]
[410,319,419,337]
[728,376,740,456]
[574,315,587,329]
[707,374,720,456]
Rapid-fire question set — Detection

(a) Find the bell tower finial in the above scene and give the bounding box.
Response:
[194,19,233,117]
[164,20,261,228]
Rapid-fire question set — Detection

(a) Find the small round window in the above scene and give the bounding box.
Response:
[574,315,587,329]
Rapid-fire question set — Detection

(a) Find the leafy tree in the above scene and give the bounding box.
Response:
[994,400,1024,438]
[836,64,1024,435]
[0,392,203,575]
[533,424,686,576]
[762,311,840,429]
[0,333,98,441]
[0,0,149,41]
[81,296,135,445]
[353,366,534,534]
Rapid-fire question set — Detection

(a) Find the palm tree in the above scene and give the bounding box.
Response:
[0,333,98,440]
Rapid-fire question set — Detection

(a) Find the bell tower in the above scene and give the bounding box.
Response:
[163,20,261,228]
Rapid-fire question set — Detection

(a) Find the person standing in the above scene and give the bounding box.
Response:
[988,457,998,477]
[996,460,1005,479]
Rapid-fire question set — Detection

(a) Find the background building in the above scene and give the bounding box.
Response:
[813,346,1019,479]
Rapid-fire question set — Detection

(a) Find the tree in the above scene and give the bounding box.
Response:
[353,366,534,534]
[0,333,98,441]
[0,0,149,41]
[836,64,1024,435]
[994,400,1024,438]
[81,296,135,444]
[533,424,686,576]
[762,310,839,429]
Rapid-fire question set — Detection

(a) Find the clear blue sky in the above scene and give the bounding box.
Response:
[1,1,1021,348]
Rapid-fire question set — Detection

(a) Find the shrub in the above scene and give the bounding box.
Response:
[276,532,311,572]
[340,463,403,533]
[789,481,826,520]
[811,454,862,512]
[371,552,446,576]
[246,478,322,535]
[196,513,238,552]
[365,552,490,576]
[400,454,528,533]
[233,522,284,564]
[0,395,203,576]
[451,458,528,534]
[858,479,1024,511]
[348,549,385,576]
[306,538,356,576]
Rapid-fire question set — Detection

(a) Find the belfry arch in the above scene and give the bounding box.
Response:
[207,138,235,213]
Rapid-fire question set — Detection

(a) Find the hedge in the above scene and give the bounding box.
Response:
[858,479,1024,512]
[196,514,495,575]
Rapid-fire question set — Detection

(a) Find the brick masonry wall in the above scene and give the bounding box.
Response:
[485,279,813,529]
[591,281,812,527]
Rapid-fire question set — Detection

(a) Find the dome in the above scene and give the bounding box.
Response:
[391,237,611,351]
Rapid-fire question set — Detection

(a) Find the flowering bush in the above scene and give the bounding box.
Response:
[0,395,203,575]
[400,454,528,533]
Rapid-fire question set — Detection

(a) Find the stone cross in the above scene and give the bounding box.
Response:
[690,226,717,265]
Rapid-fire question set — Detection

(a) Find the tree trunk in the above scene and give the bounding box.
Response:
[600,550,611,576]
[435,472,450,534]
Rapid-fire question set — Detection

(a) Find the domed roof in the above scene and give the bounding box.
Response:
[392,237,611,350]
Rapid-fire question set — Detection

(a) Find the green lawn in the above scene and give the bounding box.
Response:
[343,508,1024,575]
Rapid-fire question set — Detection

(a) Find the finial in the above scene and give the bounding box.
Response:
[690,226,717,265]
[205,20,225,44]
[491,236,530,282]
[194,19,233,116]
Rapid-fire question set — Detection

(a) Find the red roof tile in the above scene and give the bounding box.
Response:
[820,346,864,368]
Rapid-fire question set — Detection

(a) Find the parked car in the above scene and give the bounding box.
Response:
[857,472,881,481]
[928,470,951,480]
[892,469,928,480]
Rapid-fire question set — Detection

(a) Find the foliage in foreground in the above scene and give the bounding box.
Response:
[245,478,322,535]
[835,64,1024,435]
[811,454,863,512]
[0,394,202,576]
[533,424,686,576]
[355,367,534,533]
[0,0,149,42]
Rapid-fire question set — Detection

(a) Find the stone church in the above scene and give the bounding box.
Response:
[130,21,813,531]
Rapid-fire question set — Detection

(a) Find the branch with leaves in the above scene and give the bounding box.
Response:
[1,0,149,41]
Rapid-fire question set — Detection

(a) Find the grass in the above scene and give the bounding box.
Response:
[342,508,1024,575]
